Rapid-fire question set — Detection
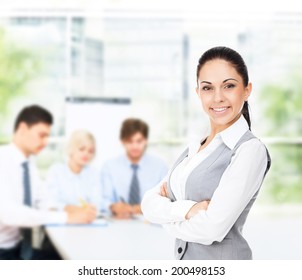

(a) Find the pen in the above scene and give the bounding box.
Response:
[79,198,88,208]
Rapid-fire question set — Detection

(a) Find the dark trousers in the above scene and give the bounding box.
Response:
[0,245,21,260]
[0,237,61,260]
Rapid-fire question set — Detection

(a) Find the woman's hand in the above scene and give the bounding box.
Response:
[159,182,210,219]
[65,204,97,224]
[185,200,210,219]
[159,182,168,197]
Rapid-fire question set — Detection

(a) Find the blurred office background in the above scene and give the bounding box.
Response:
[0,1,302,259]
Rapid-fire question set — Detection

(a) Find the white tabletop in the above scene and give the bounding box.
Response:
[45,217,175,260]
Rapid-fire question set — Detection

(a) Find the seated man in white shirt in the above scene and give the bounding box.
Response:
[101,118,168,219]
[0,105,97,260]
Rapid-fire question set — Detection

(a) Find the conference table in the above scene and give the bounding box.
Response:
[45,216,175,260]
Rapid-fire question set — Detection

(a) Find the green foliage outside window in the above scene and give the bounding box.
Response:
[0,27,40,143]
[259,73,302,203]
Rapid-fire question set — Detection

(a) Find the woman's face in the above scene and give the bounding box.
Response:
[70,140,95,167]
[196,59,252,128]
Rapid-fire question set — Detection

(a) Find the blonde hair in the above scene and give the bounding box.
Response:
[67,129,96,160]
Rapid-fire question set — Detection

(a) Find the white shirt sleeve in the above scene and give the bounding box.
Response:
[88,168,103,212]
[0,162,67,228]
[0,191,67,227]
[100,162,117,213]
[162,139,268,245]
[141,174,197,224]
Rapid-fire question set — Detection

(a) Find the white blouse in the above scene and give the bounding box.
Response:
[46,163,102,211]
[141,115,268,245]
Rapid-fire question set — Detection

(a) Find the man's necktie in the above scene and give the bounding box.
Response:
[128,164,141,205]
[20,161,33,260]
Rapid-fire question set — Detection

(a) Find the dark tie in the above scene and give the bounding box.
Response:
[20,161,33,260]
[128,164,141,205]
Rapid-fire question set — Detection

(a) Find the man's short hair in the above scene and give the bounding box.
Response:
[120,118,149,140]
[14,105,53,132]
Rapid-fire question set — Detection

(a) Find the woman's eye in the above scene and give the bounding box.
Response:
[202,86,212,91]
[224,84,235,89]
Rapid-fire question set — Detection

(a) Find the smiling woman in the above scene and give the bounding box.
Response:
[196,47,252,132]
[141,46,271,260]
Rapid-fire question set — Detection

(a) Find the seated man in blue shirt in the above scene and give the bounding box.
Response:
[101,118,168,219]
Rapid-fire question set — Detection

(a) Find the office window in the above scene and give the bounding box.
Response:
[0,10,301,202]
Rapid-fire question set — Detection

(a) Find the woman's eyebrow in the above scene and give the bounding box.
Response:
[199,78,239,84]
[223,78,238,83]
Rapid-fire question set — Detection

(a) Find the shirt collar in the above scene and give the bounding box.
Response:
[9,142,29,166]
[122,152,147,168]
[188,114,249,154]
[187,125,210,157]
[219,114,249,149]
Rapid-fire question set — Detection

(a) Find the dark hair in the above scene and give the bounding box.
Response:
[196,46,251,130]
[120,118,149,140]
[14,105,53,132]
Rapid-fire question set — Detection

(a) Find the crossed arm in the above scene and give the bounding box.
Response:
[159,182,210,219]
[141,139,268,245]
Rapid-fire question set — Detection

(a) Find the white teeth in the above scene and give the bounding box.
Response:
[212,107,228,112]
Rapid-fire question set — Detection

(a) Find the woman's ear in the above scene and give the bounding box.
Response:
[244,82,252,101]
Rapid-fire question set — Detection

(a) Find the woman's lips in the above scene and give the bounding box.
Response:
[210,106,231,115]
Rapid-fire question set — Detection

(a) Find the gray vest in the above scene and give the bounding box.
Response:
[166,130,271,260]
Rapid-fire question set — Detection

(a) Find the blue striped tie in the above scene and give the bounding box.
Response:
[20,161,33,260]
[128,164,141,205]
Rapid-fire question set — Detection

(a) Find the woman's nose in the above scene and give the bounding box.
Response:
[213,88,225,103]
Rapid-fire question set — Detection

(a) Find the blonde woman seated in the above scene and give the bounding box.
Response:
[46,130,101,215]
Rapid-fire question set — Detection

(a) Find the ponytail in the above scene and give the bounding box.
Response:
[242,101,251,130]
